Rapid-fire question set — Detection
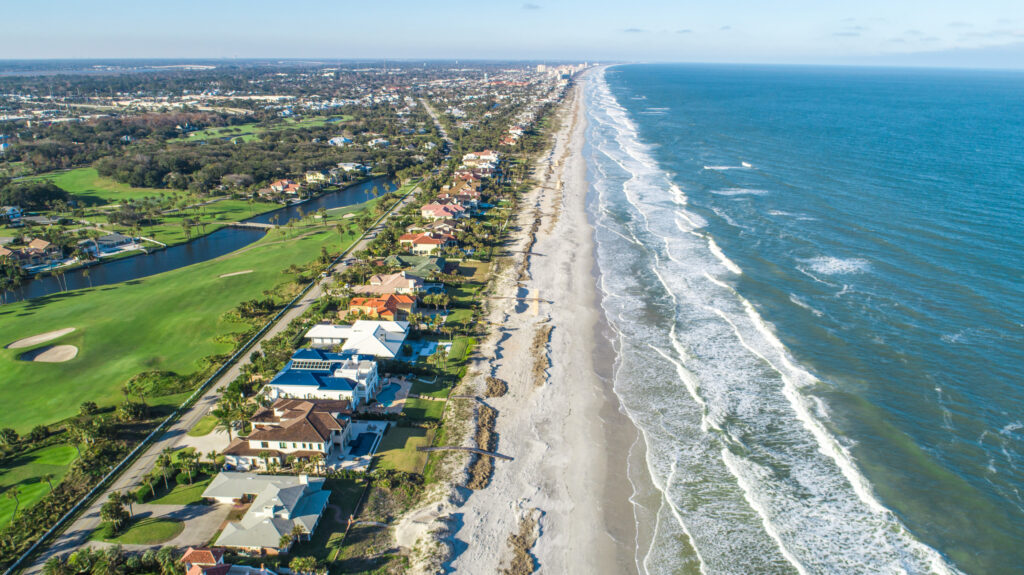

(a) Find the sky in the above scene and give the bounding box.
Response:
[4,0,1024,68]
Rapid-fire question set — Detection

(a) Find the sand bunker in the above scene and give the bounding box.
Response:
[219,270,253,278]
[19,345,78,363]
[343,213,356,219]
[6,328,76,349]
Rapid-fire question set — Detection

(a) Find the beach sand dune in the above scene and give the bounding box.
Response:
[398,73,638,575]
[6,327,76,349]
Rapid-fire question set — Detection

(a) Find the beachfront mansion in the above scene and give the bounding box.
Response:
[263,348,382,408]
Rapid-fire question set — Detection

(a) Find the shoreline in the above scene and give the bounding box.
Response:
[396,70,642,574]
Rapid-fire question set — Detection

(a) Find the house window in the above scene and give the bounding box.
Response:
[261,442,269,448]
[279,442,287,449]
[293,443,298,448]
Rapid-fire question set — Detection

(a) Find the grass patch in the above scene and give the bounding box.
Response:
[448,336,471,363]
[188,415,218,437]
[408,378,451,399]
[0,224,360,433]
[0,444,77,527]
[91,517,184,545]
[111,199,279,247]
[35,167,168,205]
[375,427,433,474]
[288,478,364,563]
[402,398,444,422]
[150,476,213,505]
[186,115,353,142]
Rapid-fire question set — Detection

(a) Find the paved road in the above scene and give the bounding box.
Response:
[23,184,420,573]
[419,98,454,146]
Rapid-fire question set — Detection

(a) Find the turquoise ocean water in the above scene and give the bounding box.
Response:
[584,64,1024,574]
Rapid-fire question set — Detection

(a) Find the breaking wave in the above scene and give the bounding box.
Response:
[585,68,959,575]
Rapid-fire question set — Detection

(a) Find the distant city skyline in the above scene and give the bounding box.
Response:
[5,0,1023,69]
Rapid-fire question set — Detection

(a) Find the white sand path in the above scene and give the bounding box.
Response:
[218,269,254,278]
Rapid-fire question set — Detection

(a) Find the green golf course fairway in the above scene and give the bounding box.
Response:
[0,444,77,527]
[35,167,169,205]
[0,224,360,433]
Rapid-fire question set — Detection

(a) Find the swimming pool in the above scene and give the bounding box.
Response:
[349,433,378,457]
[376,383,400,407]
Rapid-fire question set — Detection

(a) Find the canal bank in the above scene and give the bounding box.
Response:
[8,177,397,301]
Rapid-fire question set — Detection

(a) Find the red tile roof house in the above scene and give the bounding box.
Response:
[420,203,467,221]
[182,547,224,571]
[222,399,353,471]
[399,232,456,256]
[344,294,416,321]
[269,179,296,193]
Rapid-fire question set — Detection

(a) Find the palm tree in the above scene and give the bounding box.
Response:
[6,486,21,517]
[179,450,197,484]
[156,449,174,490]
[41,473,55,493]
[279,533,294,551]
[289,556,319,575]
[211,407,234,441]
[258,450,271,470]
[42,555,69,575]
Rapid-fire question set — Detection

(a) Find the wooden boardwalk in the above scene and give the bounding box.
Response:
[417,446,514,461]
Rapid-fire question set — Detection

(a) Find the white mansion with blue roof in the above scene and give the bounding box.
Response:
[263,349,382,408]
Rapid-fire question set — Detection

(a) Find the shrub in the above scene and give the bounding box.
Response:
[175,471,192,485]
[134,487,150,504]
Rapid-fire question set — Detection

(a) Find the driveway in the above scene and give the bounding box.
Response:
[86,502,231,552]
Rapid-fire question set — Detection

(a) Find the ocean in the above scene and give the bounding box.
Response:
[583,64,1024,574]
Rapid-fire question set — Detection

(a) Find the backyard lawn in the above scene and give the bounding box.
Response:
[91,517,184,545]
[402,398,445,422]
[286,478,364,562]
[0,444,77,528]
[375,427,433,474]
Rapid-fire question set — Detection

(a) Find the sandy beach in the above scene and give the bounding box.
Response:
[396,71,640,574]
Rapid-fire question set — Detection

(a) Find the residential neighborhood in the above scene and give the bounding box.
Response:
[0,57,578,575]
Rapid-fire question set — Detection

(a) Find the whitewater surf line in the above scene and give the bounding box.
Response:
[585,68,960,575]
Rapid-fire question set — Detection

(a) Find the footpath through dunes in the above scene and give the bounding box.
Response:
[5,328,76,349]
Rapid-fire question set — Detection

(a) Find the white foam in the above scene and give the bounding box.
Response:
[803,256,871,275]
[790,293,825,317]
[710,187,770,196]
[703,165,750,171]
[584,68,962,575]
[707,237,742,274]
